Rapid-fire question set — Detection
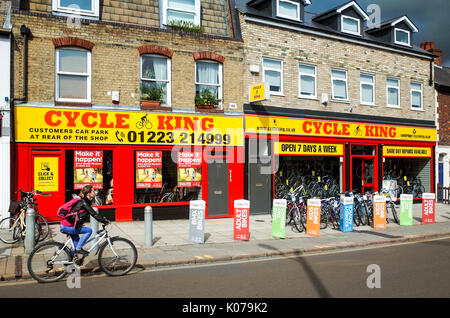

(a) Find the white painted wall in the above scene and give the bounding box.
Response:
[0,36,11,220]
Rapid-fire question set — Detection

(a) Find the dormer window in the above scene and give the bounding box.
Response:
[394,28,411,46]
[341,15,360,35]
[162,0,201,26]
[277,0,300,21]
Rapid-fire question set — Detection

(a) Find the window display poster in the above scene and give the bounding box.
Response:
[177,152,202,187]
[74,150,103,190]
[34,157,59,192]
[136,151,163,189]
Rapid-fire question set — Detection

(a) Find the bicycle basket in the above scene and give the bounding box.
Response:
[8,200,21,214]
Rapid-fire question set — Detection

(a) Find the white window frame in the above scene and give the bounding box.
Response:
[55,47,91,103]
[331,69,348,101]
[341,15,361,36]
[52,0,99,19]
[360,73,375,106]
[162,0,201,26]
[298,63,317,99]
[410,81,423,110]
[276,0,301,22]
[394,28,411,46]
[195,60,223,108]
[140,54,172,107]
[386,77,400,108]
[263,58,283,96]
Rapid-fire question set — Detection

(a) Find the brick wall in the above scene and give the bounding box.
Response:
[11,13,244,111]
[438,90,450,145]
[240,13,435,122]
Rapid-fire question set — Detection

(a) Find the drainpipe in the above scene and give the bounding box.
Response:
[15,25,30,103]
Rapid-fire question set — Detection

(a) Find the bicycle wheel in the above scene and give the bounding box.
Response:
[292,209,304,233]
[320,208,328,230]
[390,203,399,224]
[286,208,293,225]
[355,205,366,226]
[353,205,361,226]
[35,214,49,241]
[98,237,137,276]
[27,241,72,283]
[0,217,20,244]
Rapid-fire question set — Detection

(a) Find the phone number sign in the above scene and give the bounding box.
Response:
[15,106,243,147]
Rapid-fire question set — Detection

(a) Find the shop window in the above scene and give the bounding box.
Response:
[351,145,376,156]
[134,150,201,204]
[65,150,114,205]
[263,58,283,95]
[275,156,341,199]
[141,54,171,106]
[55,47,91,102]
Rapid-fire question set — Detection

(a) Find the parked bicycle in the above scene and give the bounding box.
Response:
[286,187,307,233]
[0,190,49,244]
[380,189,399,224]
[27,223,137,283]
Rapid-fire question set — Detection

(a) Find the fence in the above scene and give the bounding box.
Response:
[437,184,450,204]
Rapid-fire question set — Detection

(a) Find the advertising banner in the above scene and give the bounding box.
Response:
[177,152,202,187]
[400,194,414,226]
[136,151,162,189]
[189,200,206,244]
[373,195,387,229]
[33,157,59,192]
[249,83,270,103]
[15,106,243,146]
[340,196,353,233]
[274,142,344,156]
[74,150,103,189]
[234,200,250,241]
[306,199,321,236]
[382,146,432,158]
[422,193,435,223]
[271,199,287,238]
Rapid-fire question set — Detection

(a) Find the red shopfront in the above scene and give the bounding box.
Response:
[245,113,437,213]
[14,106,244,222]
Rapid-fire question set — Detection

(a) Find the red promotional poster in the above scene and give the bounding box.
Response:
[422,193,435,223]
[136,151,163,189]
[177,152,202,187]
[74,150,103,189]
[234,200,250,241]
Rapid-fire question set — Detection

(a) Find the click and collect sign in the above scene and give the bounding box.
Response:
[189,200,206,244]
[306,199,321,236]
[400,194,413,226]
[272,199,287,239]
[234,200,250,241]
[373,195,386,230]
[340,196,353,232]
[422,193,435,224]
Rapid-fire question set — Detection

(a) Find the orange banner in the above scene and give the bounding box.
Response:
[373,195,386,229]
[306,199,321,236]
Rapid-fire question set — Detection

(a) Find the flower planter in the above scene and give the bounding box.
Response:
[196,104,216,109]
[141,100,161,110]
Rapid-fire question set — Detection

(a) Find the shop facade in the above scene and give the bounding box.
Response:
[14,106,244,222]
[244,106,437,214]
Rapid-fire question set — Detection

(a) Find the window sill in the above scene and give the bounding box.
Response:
[386,105,401,109]
[298,95,318,101]
[55,101,92,107]
[330,99,350,104]
[52,10,99,21]
[410,107,425,112]
[360,103,376,107]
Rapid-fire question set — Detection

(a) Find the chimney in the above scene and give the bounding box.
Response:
[421,41,443,67]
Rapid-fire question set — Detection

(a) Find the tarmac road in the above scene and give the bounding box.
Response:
[0,236,449,300]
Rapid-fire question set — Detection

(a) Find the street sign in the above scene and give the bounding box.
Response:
[400,194,413,226]
[306,199,321,236]
[340,196,353,232]
[272,199,287,238]
[189,200,206,243]
[234,200,250,241]
[373,195,386,229]
[422,193,435,223]
[249,83,270,103]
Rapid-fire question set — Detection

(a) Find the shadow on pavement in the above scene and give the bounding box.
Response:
[258,243,332,298]
[352,230,403,239]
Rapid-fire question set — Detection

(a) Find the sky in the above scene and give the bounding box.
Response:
[305,0,450,67]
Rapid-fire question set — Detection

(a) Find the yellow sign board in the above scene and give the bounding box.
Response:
[34,157,58,192]
[383,146,432,157]
[15,106,244,146]
[245,115,436,142]
[275,142,344,156]
[249,83,269,103]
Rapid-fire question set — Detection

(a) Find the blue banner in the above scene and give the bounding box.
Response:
[340,197,354,232]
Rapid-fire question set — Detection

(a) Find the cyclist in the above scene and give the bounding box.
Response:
[60,185,109,256]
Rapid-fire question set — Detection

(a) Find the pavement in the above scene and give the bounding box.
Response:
[1,202,450,282]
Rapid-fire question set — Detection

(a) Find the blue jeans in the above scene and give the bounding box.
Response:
[60,225,92,251]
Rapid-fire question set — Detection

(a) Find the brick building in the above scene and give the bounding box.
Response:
[236,0,437,214]
[9,0,246,221]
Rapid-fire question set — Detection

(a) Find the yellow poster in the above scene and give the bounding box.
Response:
[245,115,437,142]
[382,146,432,157]
[34,157,58,192]
[15,106,244,146]
[274,142,344,156]
[249,83,268,103]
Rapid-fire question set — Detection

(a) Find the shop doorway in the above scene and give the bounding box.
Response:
[206,153,229,217]
[351,145,377,194]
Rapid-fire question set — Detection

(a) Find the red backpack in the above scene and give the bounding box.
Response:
[57,198,82,228]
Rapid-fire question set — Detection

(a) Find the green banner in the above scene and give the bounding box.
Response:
[272,199,287,238]
[400,194,413,226]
